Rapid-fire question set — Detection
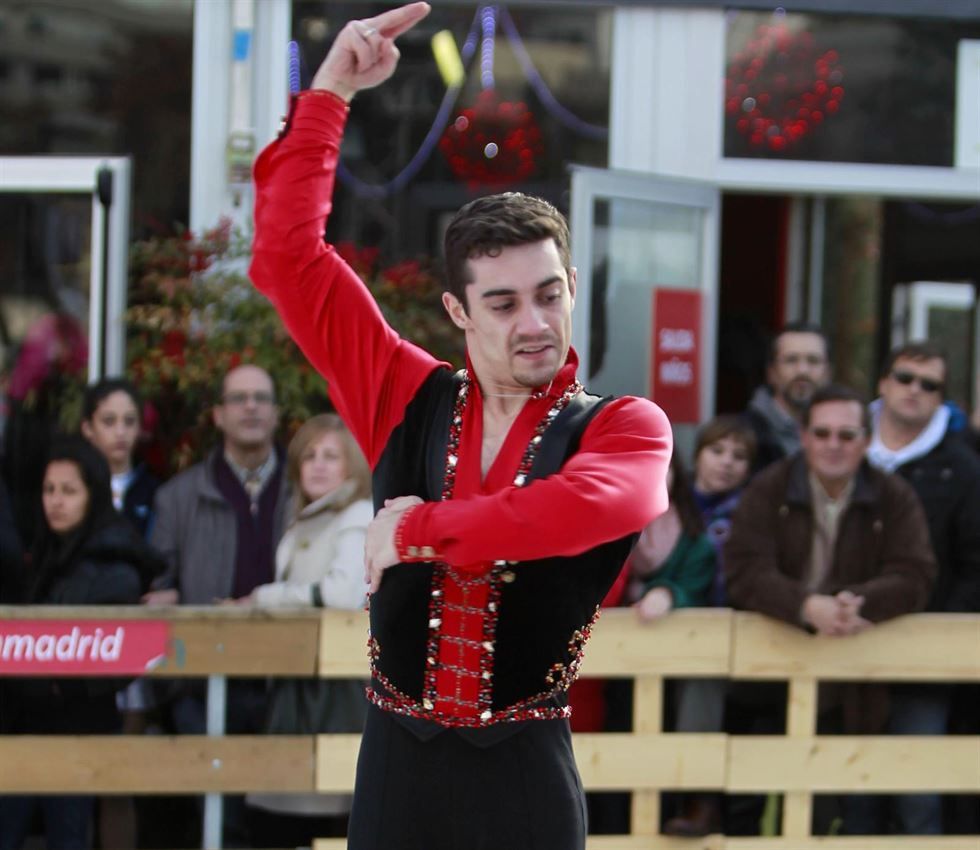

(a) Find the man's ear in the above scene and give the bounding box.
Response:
[442,291,470,331]
[212,405,224,431]
[80,420,94,442]
[567,267,577,308]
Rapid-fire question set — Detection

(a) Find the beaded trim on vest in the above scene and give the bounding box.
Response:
[366,370,596,727]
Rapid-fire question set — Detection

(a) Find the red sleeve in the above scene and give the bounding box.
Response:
[397,397,672,568]
[249,91,443,468]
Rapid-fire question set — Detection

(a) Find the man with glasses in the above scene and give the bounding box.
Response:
[143,364,290,845]
[865,342,980,835]
[726,383,935,635]
[744,322,831,472]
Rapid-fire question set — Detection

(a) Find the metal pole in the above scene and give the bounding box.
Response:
[203,674,227,850]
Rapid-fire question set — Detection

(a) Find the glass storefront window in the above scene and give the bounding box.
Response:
[291,2,611,261]
[0,0,193,234]
[723,10,980,166]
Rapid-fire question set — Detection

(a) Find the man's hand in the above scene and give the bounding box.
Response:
[802,593,848,636]
[834,590,872,635]
[365,496,424,593]
[142,588,179,606]
[802,592,872,636]
[311,2,431,102]
[635,587,673,622]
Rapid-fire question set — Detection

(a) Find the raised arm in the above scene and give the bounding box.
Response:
[249,3,438,466]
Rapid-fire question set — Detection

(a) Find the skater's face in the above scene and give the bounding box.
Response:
[442,239,576,393]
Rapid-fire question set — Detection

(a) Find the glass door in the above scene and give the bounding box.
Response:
[0,156,130,540]
[569,166,719,457]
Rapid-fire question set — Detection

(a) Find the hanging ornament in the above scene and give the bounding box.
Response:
[725,21,844,153]
[440,89,544,188]
[439,5,544,188]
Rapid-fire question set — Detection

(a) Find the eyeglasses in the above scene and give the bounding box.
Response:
[776,353,827,368]
[809,426,864,443]
[890,370,944,394]
[222,391,276,406]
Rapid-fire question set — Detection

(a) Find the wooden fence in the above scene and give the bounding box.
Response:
[0,606,978,850]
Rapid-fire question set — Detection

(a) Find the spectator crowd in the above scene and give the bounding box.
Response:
[1,326,978,848]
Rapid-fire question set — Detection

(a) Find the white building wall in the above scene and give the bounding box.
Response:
[190,0,290,232]
[610,7,726,179]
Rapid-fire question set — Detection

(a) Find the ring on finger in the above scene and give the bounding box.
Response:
[356,22,378,39]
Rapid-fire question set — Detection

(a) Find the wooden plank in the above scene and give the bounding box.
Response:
[728,736,980,792]
[783,677,816,837]
[152,616,321,677]
[725,838,980,850]
[314,733,362,792]
[0,736,315,793]
[318,836,978,850]
[575,733,728,790]
[317,609,372,677]
[589,839,722,850]
[731,612,980,682]
[580,608,733,677]
[631,675,664,834]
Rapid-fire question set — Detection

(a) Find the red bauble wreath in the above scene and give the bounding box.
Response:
[440,89,544,188]
[725,23,844,152]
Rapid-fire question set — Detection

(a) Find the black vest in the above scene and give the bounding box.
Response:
[370,368,636,720]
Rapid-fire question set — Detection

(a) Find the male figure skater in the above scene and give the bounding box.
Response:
[250,5,671,847]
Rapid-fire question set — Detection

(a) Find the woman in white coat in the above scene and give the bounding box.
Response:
[232,413,372,845]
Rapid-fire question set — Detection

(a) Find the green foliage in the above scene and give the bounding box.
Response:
[61,221,463,477]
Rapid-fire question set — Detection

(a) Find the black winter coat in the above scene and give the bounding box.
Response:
[895,433,980,612]
[2,519,163,734]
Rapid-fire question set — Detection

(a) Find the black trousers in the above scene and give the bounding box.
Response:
[348,705,587,850]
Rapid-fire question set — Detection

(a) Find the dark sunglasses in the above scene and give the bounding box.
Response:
[890,371,944,394]
[809,426,864,443]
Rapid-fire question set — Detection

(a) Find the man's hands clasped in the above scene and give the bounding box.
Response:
[802,590,871,637]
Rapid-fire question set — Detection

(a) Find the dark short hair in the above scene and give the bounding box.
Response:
[82,377,141,422]
[768,320,830,365]
[802,383,871,433]
[881,341,948,380]
[695,415,758,467]
[443,192,571,310]
[214,364,277,406]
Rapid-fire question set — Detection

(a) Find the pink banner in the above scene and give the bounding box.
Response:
[0,620,170,676]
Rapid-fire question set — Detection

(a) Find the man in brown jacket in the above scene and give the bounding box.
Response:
[726,383,936,635]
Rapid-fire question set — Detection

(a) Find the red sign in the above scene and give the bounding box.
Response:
[651,289,702,423]
[0,620,170,676]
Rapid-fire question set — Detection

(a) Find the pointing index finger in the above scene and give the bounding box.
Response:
[366,1,431,40]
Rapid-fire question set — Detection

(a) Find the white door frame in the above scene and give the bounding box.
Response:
[570,164,720,423]
[0,156,131,380]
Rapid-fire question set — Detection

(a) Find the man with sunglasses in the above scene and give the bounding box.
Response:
[865,341,980,835]
[726,383,935,638]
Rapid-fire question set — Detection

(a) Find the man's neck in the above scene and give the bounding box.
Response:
[109,460,132,477]
[774,393,803,423]
[224,443,273,472]
[812,471,854,501]
[877,411,924,451]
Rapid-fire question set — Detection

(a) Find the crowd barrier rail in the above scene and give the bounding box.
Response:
[0,606,977,850]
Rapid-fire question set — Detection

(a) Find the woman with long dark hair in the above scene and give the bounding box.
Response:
[0,438,161,850]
